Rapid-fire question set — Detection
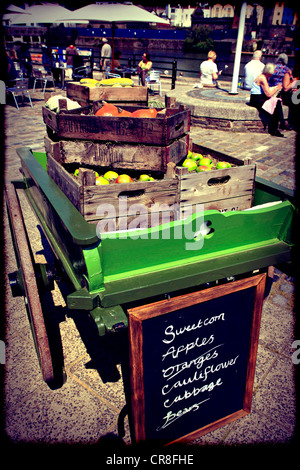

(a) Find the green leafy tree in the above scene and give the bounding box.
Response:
[184,25,214,52]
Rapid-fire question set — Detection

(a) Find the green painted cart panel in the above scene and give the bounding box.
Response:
[17,147,295,308]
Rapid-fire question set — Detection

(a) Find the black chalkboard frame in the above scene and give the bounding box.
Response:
[128,273,266,445]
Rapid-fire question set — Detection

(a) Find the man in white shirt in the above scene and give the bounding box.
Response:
[243,50,264,90]
[100,38,112,70]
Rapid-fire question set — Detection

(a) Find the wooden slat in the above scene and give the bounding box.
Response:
[180,165,256,205]
[180,194,253,215]
[66,82,148,105]
[47,154,84,213]
[50,135,189,172]
[42,104,190,146]
[83,179,179,222]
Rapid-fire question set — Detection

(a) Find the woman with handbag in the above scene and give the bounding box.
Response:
[249,63,285,137]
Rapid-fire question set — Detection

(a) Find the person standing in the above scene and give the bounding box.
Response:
[42,45,53,73]
[18,43,32,78]
[66,44,78,79]
[249,63,285,137]
[243,50,265,90]
[100,38,112,71]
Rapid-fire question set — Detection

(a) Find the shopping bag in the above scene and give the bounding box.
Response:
[262,96,282,114]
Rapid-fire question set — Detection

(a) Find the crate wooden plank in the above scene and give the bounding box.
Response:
[44,134,189,173]
[47,154,84,213]
[94,211,178,232]
[180,194,253,215]
[66,82,148,105]
[46,153,180,229]
[83,179,179,222]
[42,105,190,146]
[180,165,256,205]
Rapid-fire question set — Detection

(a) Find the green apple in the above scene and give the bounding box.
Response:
[216,161,231,169]
[104,170,119,181]
[94,170,100,177]
[148,176,155,181]
[182,158,198,172]
[187,150,194,158]
[115,174,133,183]
[95,176,109,185]
[196,165,212,172]
[139,174,151,181]
[198,157,213,167]
[190,153,203,162]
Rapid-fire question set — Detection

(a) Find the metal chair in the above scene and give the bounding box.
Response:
[107,72,121,79]
[6,78,33,110]
[72,65,93,81]
[32,68,55,95]
[103,66,121,79]
[146,70,162,95]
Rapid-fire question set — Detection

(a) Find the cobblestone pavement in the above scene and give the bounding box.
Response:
[2,84,297,451]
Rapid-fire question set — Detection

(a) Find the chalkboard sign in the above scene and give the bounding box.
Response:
[128,273,266,444]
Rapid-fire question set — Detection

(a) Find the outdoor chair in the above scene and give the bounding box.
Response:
[104,66,121,79]
[107,72,121,79]
[146,70,161,95]
[32,68,55,95]
[6,78,33,110]
[72,65,93,81]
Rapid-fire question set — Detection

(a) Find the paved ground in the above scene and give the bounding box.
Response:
[2,78,298,455]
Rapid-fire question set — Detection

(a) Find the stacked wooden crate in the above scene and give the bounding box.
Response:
[43,99,190,229]
[66,81,148,107]
[43,97,256,231]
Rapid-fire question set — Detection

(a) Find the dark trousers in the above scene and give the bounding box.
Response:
[280,90,298,129]
[250,93,284,134]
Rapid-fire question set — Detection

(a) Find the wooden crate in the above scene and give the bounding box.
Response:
[42,104,191,146]
[44,134,190,173]
[176,142,256,213]
[45,138,256,232]
[47,153,180,230]
[66,81,148,106]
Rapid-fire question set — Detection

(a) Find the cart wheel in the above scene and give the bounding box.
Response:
[5,182,57,386]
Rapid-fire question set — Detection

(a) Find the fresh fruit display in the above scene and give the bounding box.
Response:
[196,165,212,172]
[131,108,158,118]
[180,152,235,174]
[182,158,198,172]
[94,104,158,118]
[216,161,232,169]
[95,176,110,185]
[115,174,133,184]
[98,77,134,87]
[103,171,119,181]
[116,109,132,117]
[139,174,151,181]
[95,103,119,117]
[79,78,100,87]
[79,77,134,87]
[70,166,160,185]
[70,150,234,187]
[198,157,213,167]
[190,152,203,161]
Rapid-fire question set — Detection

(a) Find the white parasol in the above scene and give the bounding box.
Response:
[57,2,170,69]
[2,3,87,25]
[57,3,170,25]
